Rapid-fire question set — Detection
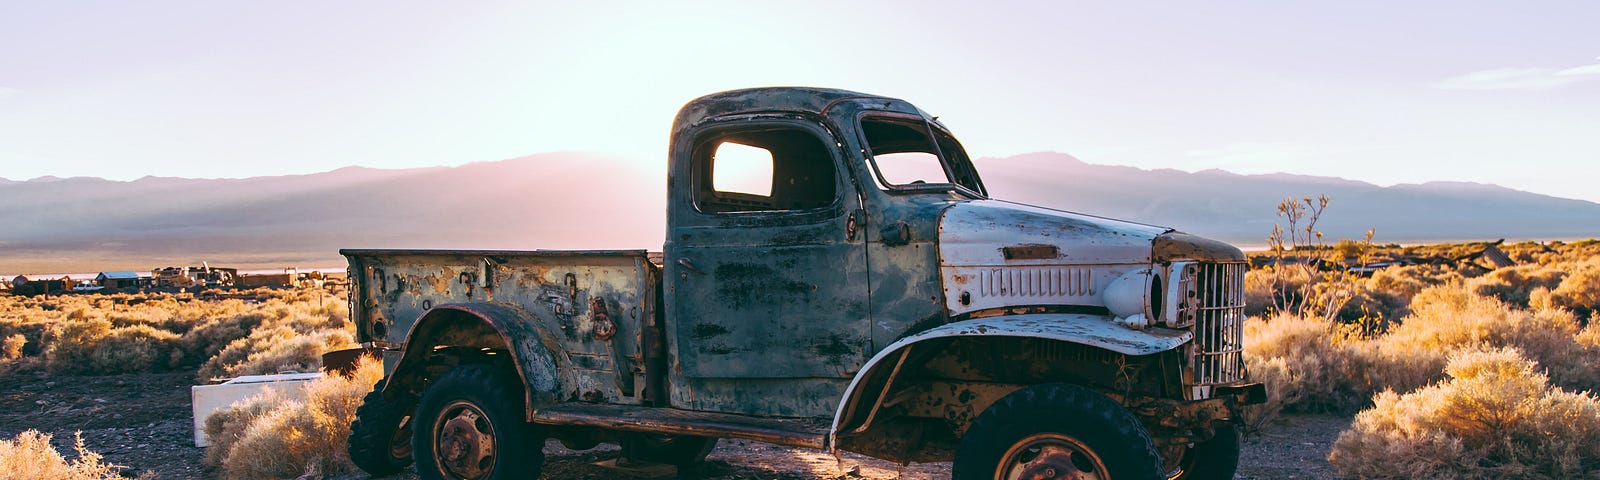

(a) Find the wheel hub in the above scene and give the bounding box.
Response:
[435,402,496,479]
[1000,433,1107,480]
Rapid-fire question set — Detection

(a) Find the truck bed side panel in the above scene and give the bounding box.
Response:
[344,249,657,404]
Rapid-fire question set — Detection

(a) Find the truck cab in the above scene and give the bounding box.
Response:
[341,87,1263,480]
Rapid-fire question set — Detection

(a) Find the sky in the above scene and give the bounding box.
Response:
[2,1,1598,202]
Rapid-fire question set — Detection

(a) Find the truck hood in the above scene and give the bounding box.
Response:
[937,200,1172,266]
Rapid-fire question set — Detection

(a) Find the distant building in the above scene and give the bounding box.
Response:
[11,275,71,296]
[95,271,146,289]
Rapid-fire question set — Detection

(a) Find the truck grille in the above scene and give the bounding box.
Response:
[1188,262,1247,393]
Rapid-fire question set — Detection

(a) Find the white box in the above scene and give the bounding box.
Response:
[190,372,323,447]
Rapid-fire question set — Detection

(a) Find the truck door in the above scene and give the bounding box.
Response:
[665,117,871,390]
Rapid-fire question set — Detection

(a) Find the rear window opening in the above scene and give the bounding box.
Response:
[694,127,839,214]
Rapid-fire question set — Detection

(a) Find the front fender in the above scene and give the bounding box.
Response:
[829,314,1191,447]
[382,302,568,419]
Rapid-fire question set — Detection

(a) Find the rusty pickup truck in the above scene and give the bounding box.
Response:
[339,87,1264,480]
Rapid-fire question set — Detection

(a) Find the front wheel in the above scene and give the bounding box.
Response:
[1167,424,1241,480]
[952,383,1165,480]
[412,364,545,480]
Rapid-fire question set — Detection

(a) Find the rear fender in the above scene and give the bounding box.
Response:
[829,314,1192,448]
[382,302,567,419]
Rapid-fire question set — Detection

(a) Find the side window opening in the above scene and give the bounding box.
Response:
[695,127,838,214]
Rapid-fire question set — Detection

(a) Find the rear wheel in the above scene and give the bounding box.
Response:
[952,383,1165,480]
[348,379,415,476]
[412,364,544,480]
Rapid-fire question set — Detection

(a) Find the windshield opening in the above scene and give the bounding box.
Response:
[860,115,985,197]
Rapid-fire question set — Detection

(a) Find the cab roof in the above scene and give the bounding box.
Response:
[673,87,924,131]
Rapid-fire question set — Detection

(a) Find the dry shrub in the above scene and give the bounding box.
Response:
[0,430,125,480]
[1468,264,1566,308]
[1,287,352,375]
[197,327,355,382]
[203,357,385,479]
[1241,314,1370,429]
[43,319,181,374]
[179,311,272,362]
[1378,285,1600,392]
[1329,348,1600,479]
[1244,268,1277,317]
[2,334,23,360]
[1544,259,1600,320]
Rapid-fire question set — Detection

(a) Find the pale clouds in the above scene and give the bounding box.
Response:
[0,86,17,98]
[1433,59,1600,90]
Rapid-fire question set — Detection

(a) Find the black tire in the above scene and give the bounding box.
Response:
[620,433,717,467]
[952,383,1165,480]
[348,378,416,476]
[1169,424,1241,480]
[412,364,545,480]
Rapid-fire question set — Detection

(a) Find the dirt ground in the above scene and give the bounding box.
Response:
[0,368,1345,479]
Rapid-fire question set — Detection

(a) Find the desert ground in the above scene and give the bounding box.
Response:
[3,239,1597,479]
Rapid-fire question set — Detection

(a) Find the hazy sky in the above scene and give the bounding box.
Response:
[3,1,1597,202]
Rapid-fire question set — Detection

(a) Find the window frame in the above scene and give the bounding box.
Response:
[688,117,847,218]
[856,112,986,198]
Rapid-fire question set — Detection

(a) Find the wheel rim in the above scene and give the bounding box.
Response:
[432,401,497,479]
[997,433,1108,480]
[390,414,414,461]
[1162,443,1193,480]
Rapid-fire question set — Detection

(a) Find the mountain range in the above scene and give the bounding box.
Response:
[3,151,1597,273]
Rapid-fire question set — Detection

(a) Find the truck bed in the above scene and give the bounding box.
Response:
[343,248,662,404]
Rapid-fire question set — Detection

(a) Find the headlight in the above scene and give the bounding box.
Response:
[1103,268,1160,328]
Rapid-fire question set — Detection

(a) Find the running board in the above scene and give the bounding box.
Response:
[531,403,829,450]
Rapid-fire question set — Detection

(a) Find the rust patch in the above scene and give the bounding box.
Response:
[1001,244,1059,261]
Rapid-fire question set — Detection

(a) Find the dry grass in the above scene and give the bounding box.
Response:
[1328,348,1600,479]
[1242,283,1600,435]
[202,357,385,479]
[0,289,352,376]
[0,430,128,480]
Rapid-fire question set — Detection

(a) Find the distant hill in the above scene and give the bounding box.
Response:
[2,151,1597,273]
[977,152,1600,246]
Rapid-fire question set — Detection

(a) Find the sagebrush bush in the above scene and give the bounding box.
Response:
[203,357,384,479]
[1545,259,1600,320]
[0,430,125,480]
[2,334,23,360]
[1468,264,1566,308]
[1329,348,1600,479]
[44,319,181,374]
[1379,285,1600,391]
[197,327,354,382]
[0,288,352,376]
[1242,314,1370,424]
